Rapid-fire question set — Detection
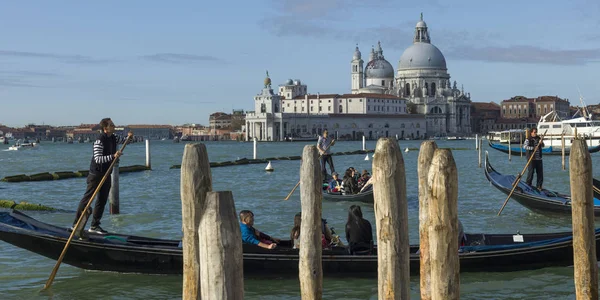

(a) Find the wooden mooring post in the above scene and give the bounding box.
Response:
[569,138,598,299]
[145,139,151,169]
[418,140,438,300]
[181,144,213,300]
[478,137,482,168]
[519,131,523,158]
[427,149,460,300]
[372,138,409,299]
[299,145,323,300]
[199,191,244,299]
[508,131,512,161]
[108,160,120,214]
[561,134,566,170]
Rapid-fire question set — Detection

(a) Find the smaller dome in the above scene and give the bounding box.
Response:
[285,79,293,85]
[365,58,394,78]
[416,20,427,28]
[293,79,301,85]
[353,46,361,60]
[264,77,271,87]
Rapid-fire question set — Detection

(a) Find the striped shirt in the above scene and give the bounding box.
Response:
[93,134,127,165]
[523,136,543,160]
[317,135,334,155]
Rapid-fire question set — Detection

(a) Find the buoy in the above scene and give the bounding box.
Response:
[265,161,274,172]
[364,154,369,161]
[405,148,409,153]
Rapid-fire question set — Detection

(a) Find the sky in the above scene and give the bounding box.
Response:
[0,0,599,127]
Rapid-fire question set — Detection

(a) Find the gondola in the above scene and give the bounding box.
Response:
[484,151,600,216]
[487,140,600,155]
[2,210,600,276]
[322,188,374,203]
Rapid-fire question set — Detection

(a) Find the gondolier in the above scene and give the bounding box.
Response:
[523,128,544,190]
[317,129,336,178]
[72,118,133,234]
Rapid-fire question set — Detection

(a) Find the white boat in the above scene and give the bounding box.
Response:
[537,109,600,148]
[8,142,39,151]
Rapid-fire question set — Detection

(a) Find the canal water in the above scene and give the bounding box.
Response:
[0,139,596,299]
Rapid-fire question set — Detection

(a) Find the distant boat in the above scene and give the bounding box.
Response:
[0,137,7,145]
[8,142,39,151]
[284,133,318,142]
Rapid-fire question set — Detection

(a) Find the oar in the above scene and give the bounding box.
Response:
[43,135,132,290]
[497,130,547,216]
[284,139,334,201]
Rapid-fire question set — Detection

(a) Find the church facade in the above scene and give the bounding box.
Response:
[245,15,471,141]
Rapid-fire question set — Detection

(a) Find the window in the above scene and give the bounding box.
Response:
[359,99,362,102]
[382,80,385,86]
[368,105,370,111]
[328,106,331,111]
[260,103,266,113]
[319,106,322,112]
[349,99,352,102]
[339,105,343,113]
[294,107,297,112]
[311,107,313,111]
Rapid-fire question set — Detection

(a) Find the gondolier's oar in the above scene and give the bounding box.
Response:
[43,135,132,290]
[284,140,334,200]
[497,130,547,216]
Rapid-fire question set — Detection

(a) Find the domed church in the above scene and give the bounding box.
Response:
[351,14,472,136]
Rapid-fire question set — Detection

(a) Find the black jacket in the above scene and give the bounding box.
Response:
[89,133,118,175]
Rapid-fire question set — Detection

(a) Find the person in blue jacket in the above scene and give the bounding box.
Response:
[239,210,279,249]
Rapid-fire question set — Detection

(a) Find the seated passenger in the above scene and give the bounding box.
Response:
[357,170,371,190]
[342,169,359,195]
[290,212,333,249]
[345,205,373,254]
[239,210,279,249]
[328,172,343,193]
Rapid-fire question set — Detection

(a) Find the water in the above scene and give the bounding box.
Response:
[0,140,596,299]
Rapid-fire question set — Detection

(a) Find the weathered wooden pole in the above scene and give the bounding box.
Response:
[181,144,213,300]
[372,137,409,299]
[561,134,565,170]
[108,160,120,214]
[418,140,438,300]
[478,137,482,168]
[570,138,598,299]
[199,191,244,300]
[475,134,478,150]
[145,139,151,169]
[427,149,460,300]
[299,145,323,300]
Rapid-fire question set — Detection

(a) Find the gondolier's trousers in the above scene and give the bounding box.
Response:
[320,155,335,178]
[74,173,112,227]
[526,160,543,189]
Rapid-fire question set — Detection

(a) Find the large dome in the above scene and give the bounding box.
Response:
[365,58,394,78]
[398,42,447,70]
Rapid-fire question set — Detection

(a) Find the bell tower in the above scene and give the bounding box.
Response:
[351,45,364,94]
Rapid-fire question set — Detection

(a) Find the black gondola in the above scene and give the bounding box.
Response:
[484,151,600,216]
[1,210,600,276]
[322,188,374,203]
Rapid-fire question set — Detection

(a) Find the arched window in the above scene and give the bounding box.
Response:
[260,103,266,113]
[339,105,343,113]
[431,83,436,96]
[274,104,279,113]
[405,83,410,96]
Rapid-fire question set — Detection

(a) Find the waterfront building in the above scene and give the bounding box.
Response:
[245,14,471,141]
[500,96,570,120]
[124,125,173,140]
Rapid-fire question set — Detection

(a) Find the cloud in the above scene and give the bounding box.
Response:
[0,50,116,64]
[445,45,600,65]
[260,2,600,66]
[141,53,222,64]
[0,70,61,88]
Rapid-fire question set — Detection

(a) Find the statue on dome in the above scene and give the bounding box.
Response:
[264,70,272,88]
